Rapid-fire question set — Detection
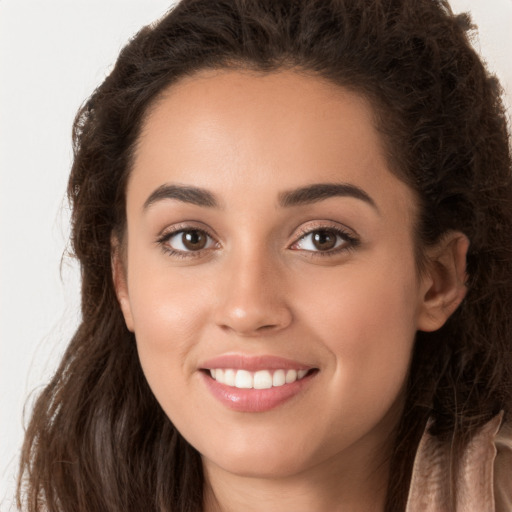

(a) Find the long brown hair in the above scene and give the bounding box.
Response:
[18,1,512,510]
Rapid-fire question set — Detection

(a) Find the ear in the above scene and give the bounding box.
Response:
[417,232,469,332]
[111,235,135,332]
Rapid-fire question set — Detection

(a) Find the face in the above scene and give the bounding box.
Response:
[116,70,434,482]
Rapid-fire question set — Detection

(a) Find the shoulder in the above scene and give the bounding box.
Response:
[406,412,512,511]
[495,418,512,512]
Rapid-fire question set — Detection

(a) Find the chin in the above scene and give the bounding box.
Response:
[207,452,311,480]
[199,431,320,479]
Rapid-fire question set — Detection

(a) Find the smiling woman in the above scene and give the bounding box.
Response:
[17,1,512,512]
[115,74,428,507]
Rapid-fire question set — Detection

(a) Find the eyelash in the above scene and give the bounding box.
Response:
[156,223,359,259]
[156,225,218,259]
[291,225,360,257]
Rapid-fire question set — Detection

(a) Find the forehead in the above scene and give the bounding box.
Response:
[137,69,382,171]
[129,69,416,223]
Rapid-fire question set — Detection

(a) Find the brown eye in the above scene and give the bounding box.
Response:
[181,230,208,250]
[311,230,337,251]
[291,226,356,254]
[163,229,215,253]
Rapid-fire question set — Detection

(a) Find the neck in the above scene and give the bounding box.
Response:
[202,437,391,512]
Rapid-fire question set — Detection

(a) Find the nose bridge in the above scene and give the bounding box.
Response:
[214,240,292,335]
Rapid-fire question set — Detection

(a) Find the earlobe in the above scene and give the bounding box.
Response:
[111,237,135,332]
[417,232,469,332]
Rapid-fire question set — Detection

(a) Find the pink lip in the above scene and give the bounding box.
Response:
[199,354,317,413]
[199,354,312,371]
[201,371,316,412]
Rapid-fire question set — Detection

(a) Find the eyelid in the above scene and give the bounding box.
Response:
[289,220,360,254]
[156,220,218,239]
[156,222,220,257]
[291,219,359,241]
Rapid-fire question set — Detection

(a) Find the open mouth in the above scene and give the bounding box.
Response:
[202,368,318,389]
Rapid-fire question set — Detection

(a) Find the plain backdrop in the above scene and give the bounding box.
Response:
[1,1,511,510]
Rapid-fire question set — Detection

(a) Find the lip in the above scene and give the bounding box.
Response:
[199,354,313,372]
[199,354,318,412]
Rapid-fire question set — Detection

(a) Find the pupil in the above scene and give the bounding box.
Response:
[183,231,206,250]
[313,230,336,250]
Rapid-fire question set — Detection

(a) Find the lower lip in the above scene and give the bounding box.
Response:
[201,371,316,412]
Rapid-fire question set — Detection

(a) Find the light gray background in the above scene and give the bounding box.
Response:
[1,1,511,510]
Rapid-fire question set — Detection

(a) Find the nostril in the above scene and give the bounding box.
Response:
[256,324,279,331]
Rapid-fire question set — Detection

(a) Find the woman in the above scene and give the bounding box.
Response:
[17,0,512,510]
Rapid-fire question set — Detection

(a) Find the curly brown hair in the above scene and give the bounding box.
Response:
[18,1,512,511]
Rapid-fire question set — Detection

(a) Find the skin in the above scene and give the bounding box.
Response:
[114,69,468,512]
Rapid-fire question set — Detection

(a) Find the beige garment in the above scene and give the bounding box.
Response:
[406,412,512,511]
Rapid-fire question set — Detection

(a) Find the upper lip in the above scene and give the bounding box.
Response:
[199,354,315,372]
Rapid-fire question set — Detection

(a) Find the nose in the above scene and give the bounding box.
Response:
[214,251,293,336]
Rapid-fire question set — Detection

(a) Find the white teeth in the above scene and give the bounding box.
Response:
[208,368,310,388]
[298,369,308,379]
[224,368,236,386]
[235,369,253,389]
[272,369,286,387]
[285,369,297,383]
[253,370,273,389]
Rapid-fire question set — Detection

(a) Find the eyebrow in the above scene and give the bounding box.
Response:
[143,184,219,210]
[278,182,378,211]
[142,181,378,212]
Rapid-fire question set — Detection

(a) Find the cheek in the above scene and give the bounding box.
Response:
[295,255,420,405]
[125,256,214,396]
